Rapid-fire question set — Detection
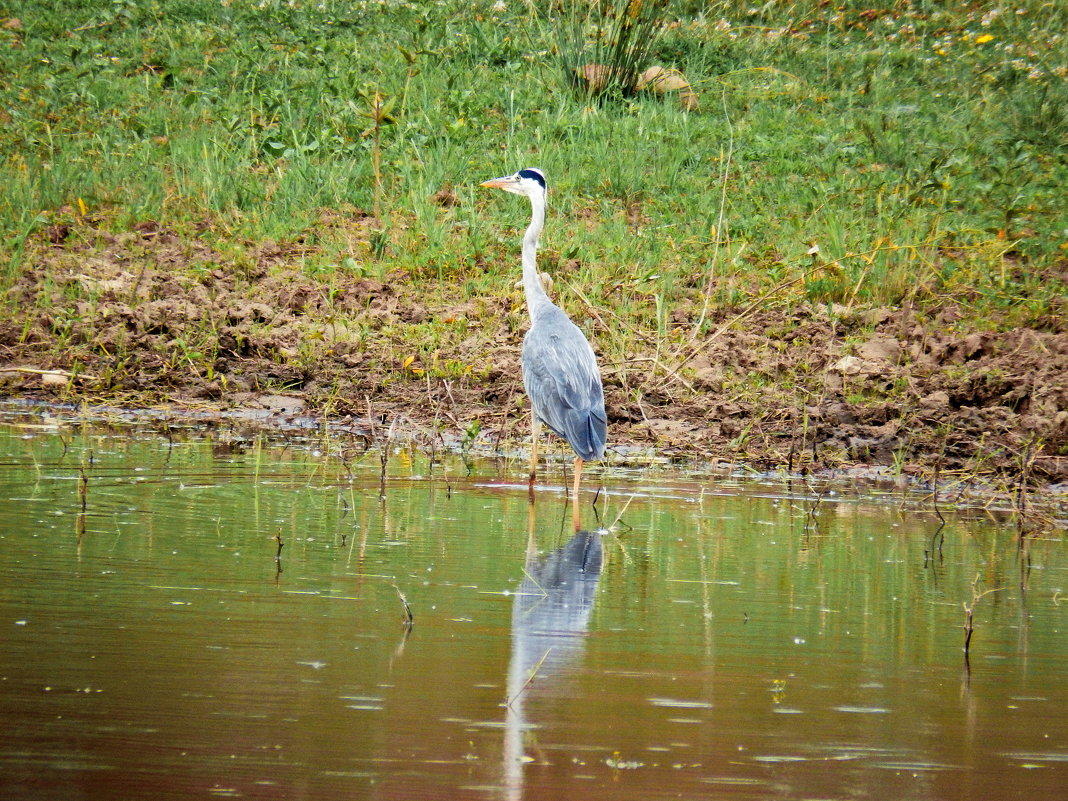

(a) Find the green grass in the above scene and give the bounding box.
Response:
[1,0,1066,348]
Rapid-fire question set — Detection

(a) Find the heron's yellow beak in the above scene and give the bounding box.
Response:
[480,177,511,189]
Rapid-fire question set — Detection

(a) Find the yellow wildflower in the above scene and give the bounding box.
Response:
[975,34,994,44]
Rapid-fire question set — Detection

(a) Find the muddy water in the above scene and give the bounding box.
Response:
[1,415,1066,801]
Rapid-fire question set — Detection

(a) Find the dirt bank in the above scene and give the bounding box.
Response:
[2,220,1066,504]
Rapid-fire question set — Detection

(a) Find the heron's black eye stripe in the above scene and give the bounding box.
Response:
[517,168,546,190]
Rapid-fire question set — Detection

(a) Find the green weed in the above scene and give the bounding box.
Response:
[0,0,1065,340]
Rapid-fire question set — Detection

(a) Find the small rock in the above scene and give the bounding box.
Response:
[861,307,893,326]
[826,402,856,424]
[832,355,864,375]
[259,394,305,413]
[960,332,988,360]
[919,390,950,409]
[857,335,901,364]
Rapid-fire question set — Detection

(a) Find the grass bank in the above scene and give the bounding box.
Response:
[1,1,1066,503]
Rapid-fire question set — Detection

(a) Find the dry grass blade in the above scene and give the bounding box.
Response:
[507,647,552,707]
[676,268,819,371]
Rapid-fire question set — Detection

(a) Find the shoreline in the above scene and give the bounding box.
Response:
[2,396,1064,531]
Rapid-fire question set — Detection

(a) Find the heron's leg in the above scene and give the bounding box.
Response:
[528,415,541,494]
[571,457,584,532]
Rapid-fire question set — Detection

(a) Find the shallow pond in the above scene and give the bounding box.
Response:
[1,411,1066,800]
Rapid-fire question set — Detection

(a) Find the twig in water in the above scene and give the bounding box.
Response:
[374,409,399,500]
[605,492,637,534]
[393,583,414,628]
[962,573,1005,666]
[1015,437,1037,537]
[787,409,800,473]
[507,647,552,708]
[519,565,548,599]
[806,478,829,525]
[274,531,284,578]
[927,521,946,566]
[932,447,946,526]
[78,463,88,513]
[928,457,946,562]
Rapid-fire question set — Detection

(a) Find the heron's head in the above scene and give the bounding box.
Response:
[480,168,546,198]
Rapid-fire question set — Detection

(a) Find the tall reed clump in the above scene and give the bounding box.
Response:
[553,0,670,101]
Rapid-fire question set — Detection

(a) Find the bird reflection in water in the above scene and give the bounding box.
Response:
[503,529,604,800]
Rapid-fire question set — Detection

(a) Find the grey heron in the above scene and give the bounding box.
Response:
[481,168,607,529]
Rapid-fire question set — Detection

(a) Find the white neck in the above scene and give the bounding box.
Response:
[522,188,552,319]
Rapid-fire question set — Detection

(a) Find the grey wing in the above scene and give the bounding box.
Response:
[522,306,607,461]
